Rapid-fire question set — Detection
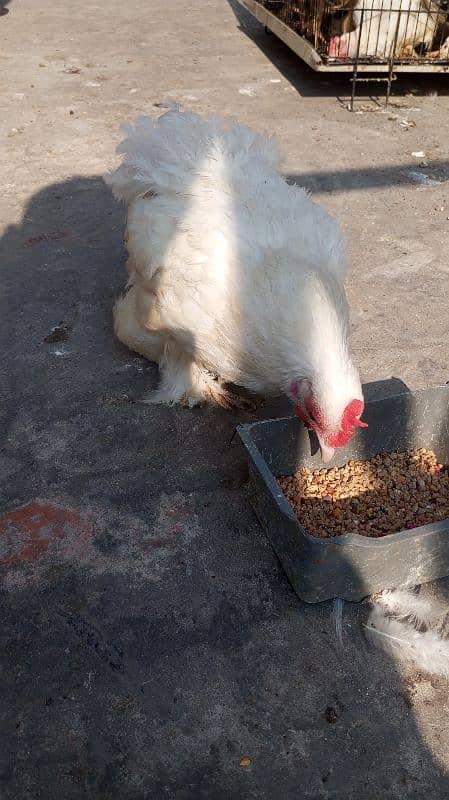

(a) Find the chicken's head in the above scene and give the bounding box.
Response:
[290,378,368,463]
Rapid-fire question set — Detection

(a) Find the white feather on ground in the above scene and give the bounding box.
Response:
[365,588,449,678]
[374,588,446,626]
[332,598,344,645]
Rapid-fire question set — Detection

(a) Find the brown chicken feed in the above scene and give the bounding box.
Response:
[278,448,449,538]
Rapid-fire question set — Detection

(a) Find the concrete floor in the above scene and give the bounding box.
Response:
[2,0,449,797]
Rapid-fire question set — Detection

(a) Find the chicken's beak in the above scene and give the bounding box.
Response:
[316,433,335,463]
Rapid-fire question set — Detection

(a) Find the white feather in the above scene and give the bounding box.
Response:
[333,598,344,645]
[374,588,444,627]
[366,590,449,678]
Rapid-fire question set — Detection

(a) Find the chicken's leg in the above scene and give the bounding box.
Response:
[114,285,256,409]
[113,285,164,363]
[144,343,251,409]
[114,285,215,406]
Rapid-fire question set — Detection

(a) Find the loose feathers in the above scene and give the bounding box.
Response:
[365,588,449,678]
[333,597,344,645]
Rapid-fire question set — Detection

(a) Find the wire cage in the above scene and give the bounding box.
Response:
[237,0,449,106]
[264,0,449,62]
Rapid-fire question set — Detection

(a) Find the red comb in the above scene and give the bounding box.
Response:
[346,399,368,427]
[328,399,368,448]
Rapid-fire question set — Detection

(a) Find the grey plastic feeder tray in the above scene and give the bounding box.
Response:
[238,385,449,603]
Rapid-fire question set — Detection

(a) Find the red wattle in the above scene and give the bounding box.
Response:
[294,405,310,426]
[327,399,368,447]
[294,398,368,449]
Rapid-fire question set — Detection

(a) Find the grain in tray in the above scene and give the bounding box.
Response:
[278,448,449,538]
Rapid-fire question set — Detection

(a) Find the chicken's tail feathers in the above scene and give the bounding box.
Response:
[104,103,280,203]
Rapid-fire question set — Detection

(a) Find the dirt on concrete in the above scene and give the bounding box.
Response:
[1,0,449,798]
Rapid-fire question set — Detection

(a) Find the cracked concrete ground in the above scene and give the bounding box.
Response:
[1,0,449,797]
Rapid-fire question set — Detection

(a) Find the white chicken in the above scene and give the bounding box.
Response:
[328,0,439,59]
[106,106,367,462]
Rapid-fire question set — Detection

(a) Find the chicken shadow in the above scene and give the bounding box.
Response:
[227,0,449,102]
[1,168,449,797]
[0,0,11,16]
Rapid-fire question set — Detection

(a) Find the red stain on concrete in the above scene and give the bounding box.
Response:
[0,501,94,567]
[0,494,198,590]
[137,500,192,553]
